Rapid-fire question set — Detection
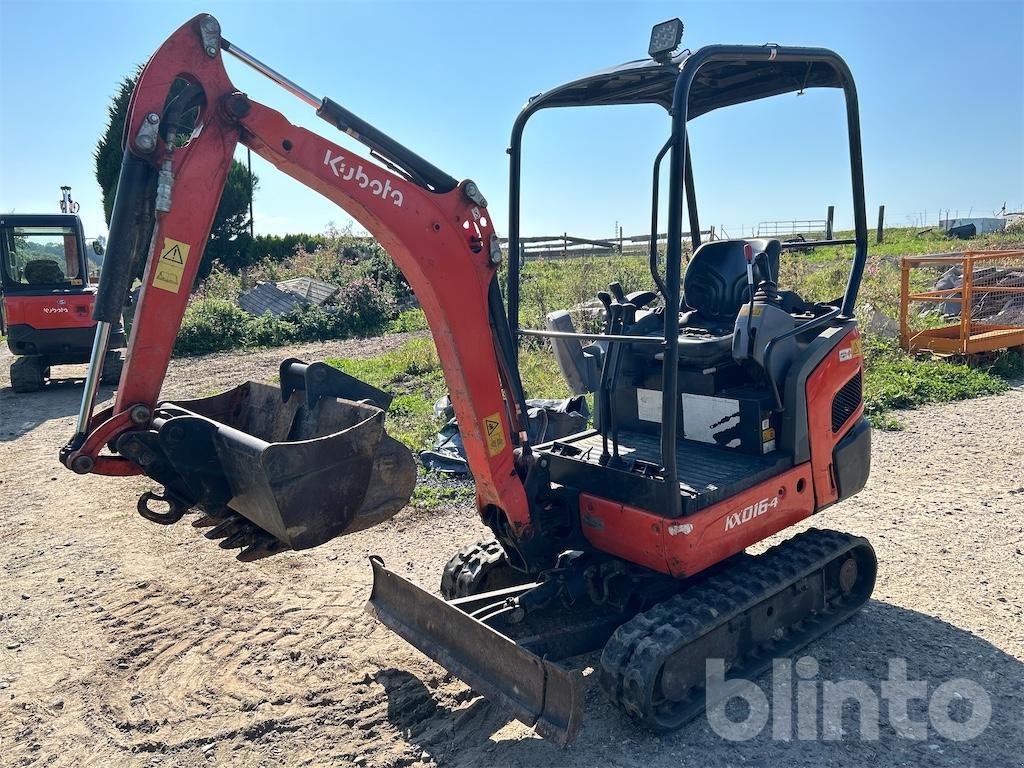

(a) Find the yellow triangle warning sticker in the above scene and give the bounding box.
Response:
[483,412,506,456]
[152,237,191,293]
[162,244,185,264]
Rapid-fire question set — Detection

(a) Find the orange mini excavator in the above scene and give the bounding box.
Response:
[62,15,876,745]
[1,213,125,392]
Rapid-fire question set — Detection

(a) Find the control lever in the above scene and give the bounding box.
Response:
[743,243,757,359]
[598,302,624,465]
[596,291,613,334]
[607,303,636,468]
[608,281,627,304]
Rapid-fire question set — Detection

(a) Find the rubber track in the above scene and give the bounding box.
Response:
[599,528,873,730]
[10,356,45,393]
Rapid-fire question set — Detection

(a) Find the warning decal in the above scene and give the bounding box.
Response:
[483,412,506,456]
[152,237,191,294]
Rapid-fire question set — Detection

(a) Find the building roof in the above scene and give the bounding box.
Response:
[276,276,340,306]
[237,282,310,317]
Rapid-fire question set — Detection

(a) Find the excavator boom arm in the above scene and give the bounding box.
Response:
[61,14,531,532]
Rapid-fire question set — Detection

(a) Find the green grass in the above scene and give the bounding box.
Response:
[862,337,1012,429]
[324,337,571,456]
[409,470,476,509]
[325,338,446,450]
[387,308,429,333]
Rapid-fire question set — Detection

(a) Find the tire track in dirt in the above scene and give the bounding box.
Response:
[3,342,1023,767]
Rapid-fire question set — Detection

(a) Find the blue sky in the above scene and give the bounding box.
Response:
[1,1,1021,241]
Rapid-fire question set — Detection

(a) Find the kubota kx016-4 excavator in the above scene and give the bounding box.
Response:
[61,15,876,745]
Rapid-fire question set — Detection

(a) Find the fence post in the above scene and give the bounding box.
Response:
[960,254,973,355]
[826,205,834,240]
[876,205,885,244]
[899,258,910,350]
[562,231,568,258]
[618,226,623,254]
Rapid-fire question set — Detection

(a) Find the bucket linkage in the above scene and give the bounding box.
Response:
[118,358,417,560]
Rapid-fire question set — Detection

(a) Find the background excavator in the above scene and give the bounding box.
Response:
[1,212,125,392]
[61,14,876,745]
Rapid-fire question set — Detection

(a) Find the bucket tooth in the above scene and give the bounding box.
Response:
[238,536,290,562]
[192,513,223,528]
[220,526,260,550]
[205,514,245,541]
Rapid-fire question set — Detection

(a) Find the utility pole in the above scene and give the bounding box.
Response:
[247,148,255,237]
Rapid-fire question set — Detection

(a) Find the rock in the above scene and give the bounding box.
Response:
[56,577,65,584]
[860,303,898,338]
[50,699,64,710]
[6,642,20,650]
[21,594,30,600]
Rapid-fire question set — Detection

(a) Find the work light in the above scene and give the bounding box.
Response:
[648,18,684,62]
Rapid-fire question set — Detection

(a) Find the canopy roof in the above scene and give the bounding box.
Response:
[522,45,845,119]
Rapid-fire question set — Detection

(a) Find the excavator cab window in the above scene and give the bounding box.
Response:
[2,225,85,289]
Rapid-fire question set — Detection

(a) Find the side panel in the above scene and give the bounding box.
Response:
[4,292,96,331]
[805,328,865,509]
[579,463,815,578]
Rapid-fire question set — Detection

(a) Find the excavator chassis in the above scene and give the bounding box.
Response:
[367,528,876,745]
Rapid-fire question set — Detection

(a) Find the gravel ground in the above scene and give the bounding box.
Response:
[0,340,1021,767]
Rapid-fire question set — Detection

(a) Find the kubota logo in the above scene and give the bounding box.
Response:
[43,306,69,314]
[324,150,404,207]
[725,496,779,530]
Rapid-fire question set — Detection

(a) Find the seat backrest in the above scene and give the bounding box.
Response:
[683,238,780,320]
[23,259,66,285]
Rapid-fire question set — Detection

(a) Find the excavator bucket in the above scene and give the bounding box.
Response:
[366,557,584,746]
[118,359,417,557]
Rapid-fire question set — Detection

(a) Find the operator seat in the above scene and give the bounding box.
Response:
[24,259,65,285]
[677,238,780,367]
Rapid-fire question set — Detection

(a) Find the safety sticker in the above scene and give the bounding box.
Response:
[839,347,853,362]
[850,336,863,357]
[152,237,191,294]
[483,412,506,456]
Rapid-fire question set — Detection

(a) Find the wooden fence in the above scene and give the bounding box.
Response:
[498,230,716,261]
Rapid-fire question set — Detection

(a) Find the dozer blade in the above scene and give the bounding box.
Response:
[118,359,417,555]
[365,557,584,746]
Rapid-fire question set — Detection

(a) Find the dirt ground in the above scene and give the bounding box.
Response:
[1,339,1022,768]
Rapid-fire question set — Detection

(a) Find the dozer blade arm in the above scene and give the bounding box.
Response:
[60,13,533,537]
[366,557,584,746]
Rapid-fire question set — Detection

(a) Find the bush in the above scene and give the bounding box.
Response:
[334,277,396,336]
[174,298,249,356]
[388,308,429,333]
[292,305,347,342]
[245,312,298,347]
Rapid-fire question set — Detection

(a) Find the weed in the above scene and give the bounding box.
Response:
[862,337,1008,425]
